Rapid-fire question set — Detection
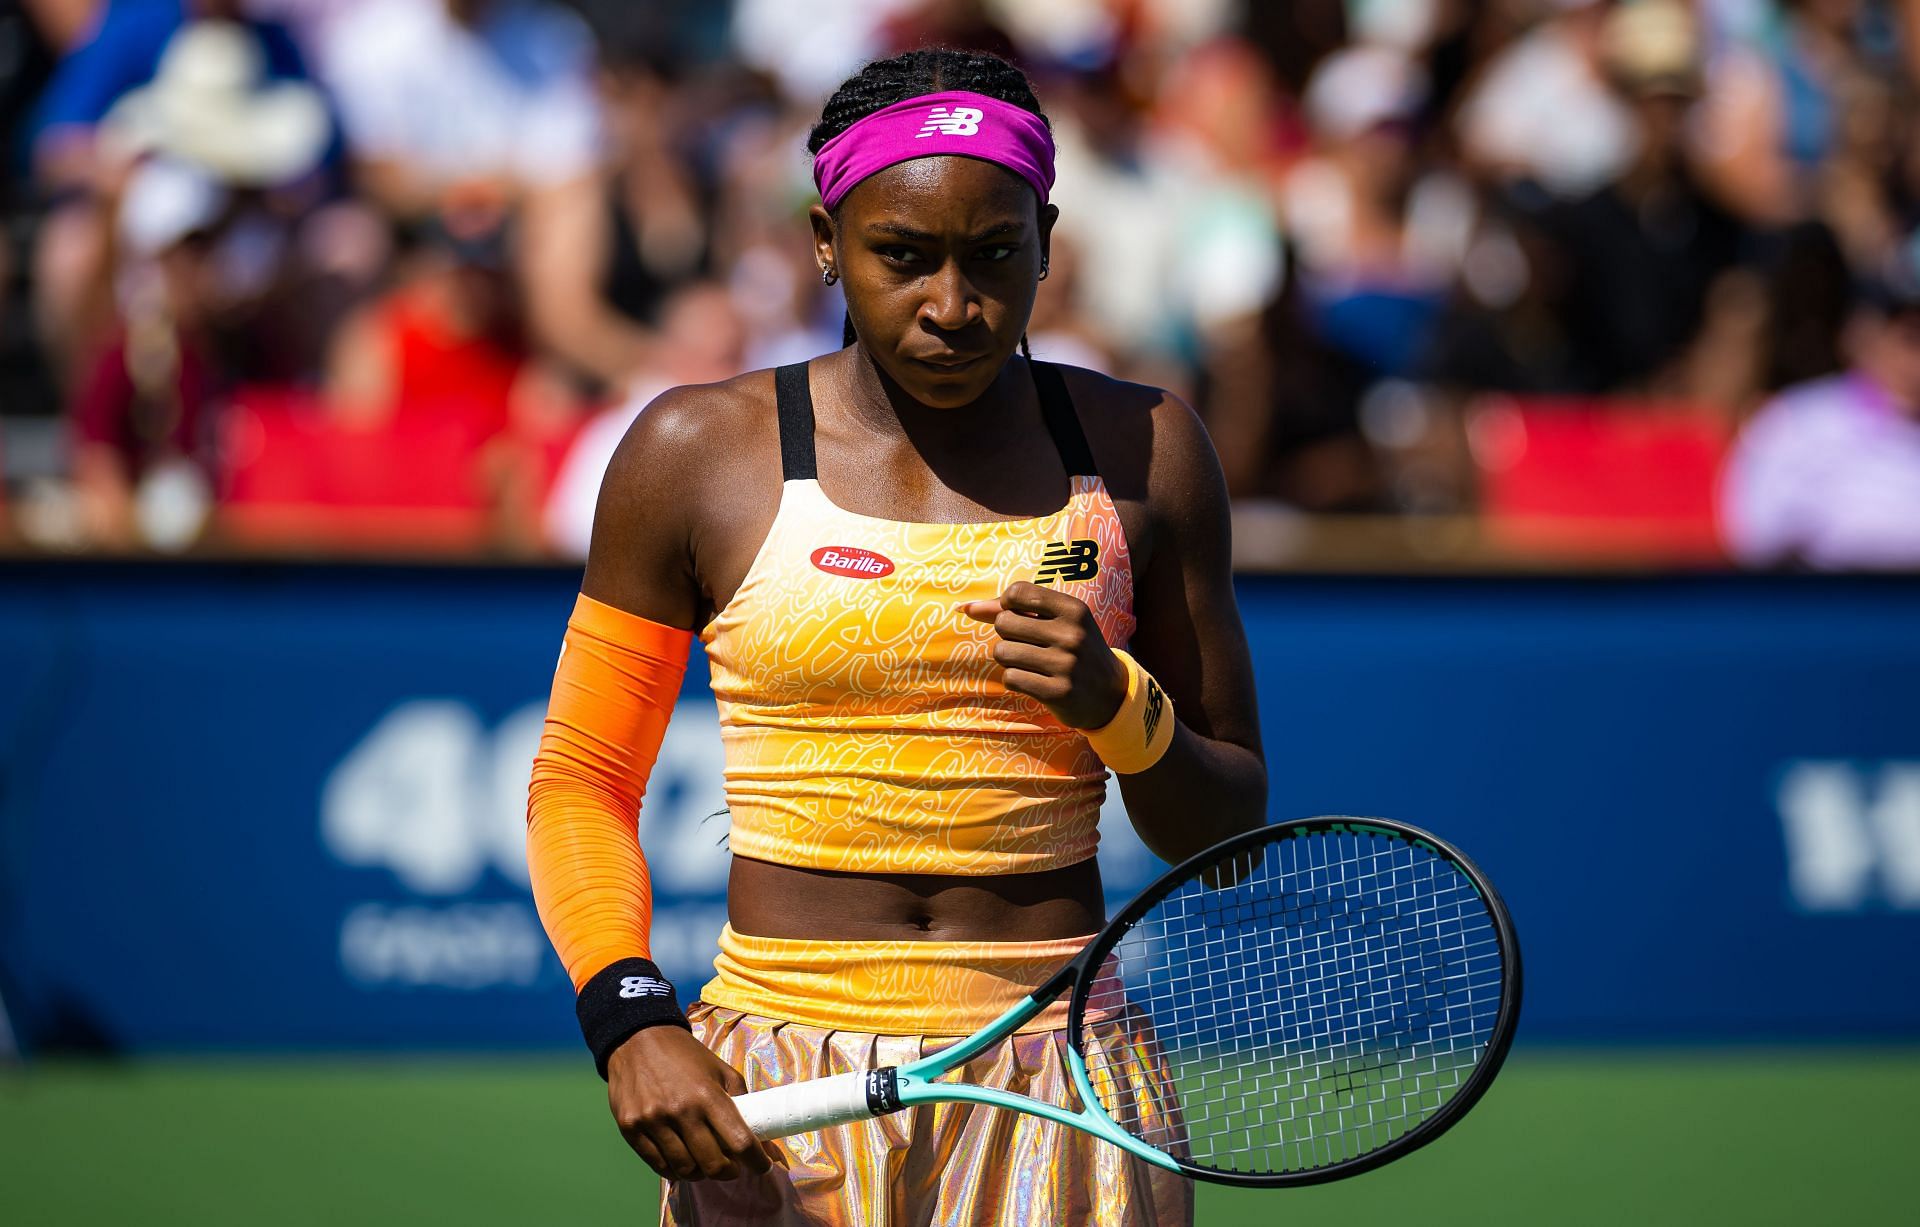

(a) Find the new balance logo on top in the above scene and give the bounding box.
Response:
[1034,539,1099,585]
[916,106,984,138]
[1142,676,1166,745]
[619,975,672,999]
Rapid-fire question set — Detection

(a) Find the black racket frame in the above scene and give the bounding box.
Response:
[1057,815,1525,1188]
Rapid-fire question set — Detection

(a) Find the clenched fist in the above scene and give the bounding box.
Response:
[961,581,1128,729]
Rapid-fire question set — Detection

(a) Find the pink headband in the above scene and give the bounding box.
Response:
[812,90,1056,212]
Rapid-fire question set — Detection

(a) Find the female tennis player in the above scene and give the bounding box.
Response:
[527,49,1266,1225]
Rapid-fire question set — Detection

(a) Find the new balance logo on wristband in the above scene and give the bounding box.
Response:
[915,106,984,138]
[580,959,690,1077]
[1035,539,1100,585]
[1142,676,1166,745]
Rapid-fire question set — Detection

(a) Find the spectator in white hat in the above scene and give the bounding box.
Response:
[28,1,333,376]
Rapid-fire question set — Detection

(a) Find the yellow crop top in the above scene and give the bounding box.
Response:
[699,360,1136,875]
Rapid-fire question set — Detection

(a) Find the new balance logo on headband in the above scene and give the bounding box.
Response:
[916,106,984,138]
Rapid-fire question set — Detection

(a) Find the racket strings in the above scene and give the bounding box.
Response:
[1075,830,1503,1177]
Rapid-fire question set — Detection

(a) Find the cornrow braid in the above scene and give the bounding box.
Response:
[807,48,1050,158]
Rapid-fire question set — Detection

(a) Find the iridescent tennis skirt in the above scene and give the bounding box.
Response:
[662,929,1193,1226]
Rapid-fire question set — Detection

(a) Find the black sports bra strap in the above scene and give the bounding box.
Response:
[773,362,818,481]
[1030,361,1098,479]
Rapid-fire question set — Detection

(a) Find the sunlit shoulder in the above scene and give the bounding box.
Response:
[610,368,781,474]
[1045,362,1224,517]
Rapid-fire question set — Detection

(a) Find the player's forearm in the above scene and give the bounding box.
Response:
[526,593,690,986]
[527,796,654,987]
[1114,724,1267,865]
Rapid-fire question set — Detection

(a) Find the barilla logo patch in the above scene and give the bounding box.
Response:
[811,546,896,579]
[916,106,984,138]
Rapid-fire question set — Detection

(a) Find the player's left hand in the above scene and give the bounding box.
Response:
[961,581,1127,729]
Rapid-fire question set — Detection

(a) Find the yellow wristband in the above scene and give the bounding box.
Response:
[1084,650,1174,774]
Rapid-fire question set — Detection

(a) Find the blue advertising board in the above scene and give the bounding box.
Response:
[1,563,1916,1054]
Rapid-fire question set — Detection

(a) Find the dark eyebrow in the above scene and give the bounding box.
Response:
[864,221,1027,244]
[864,222,938,242]
[964,222,1025,244]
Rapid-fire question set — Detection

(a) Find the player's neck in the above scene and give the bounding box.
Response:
[833,347,1035,454]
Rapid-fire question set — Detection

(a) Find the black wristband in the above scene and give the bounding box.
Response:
[576,957,692,1080]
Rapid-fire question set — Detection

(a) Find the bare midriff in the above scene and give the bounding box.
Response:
[727,855,1105,943]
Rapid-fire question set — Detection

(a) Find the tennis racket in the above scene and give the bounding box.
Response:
[730,816,1521,1187]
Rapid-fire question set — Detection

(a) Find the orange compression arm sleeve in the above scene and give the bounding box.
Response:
[526,593,693,990]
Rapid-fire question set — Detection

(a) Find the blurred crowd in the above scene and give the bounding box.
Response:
[1,0,1918,566]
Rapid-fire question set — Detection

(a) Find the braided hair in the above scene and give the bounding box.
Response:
[810,49,1051,351]
[808,49,1050,156]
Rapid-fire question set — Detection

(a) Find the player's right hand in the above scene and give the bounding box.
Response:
[606,1026,780,1181]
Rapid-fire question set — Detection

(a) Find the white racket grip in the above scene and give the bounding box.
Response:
[733,1069,895,1140]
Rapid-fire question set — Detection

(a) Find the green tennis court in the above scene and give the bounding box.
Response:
[3,1048,1911,1225]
